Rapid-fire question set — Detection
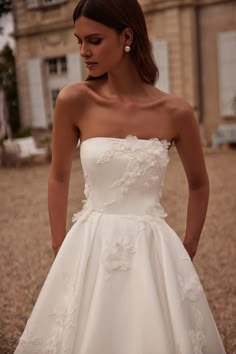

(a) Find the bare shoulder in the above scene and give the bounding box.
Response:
[57,81,90,105]
[54,81,92,123]
[161,93,194,116]
[160,93,196,136]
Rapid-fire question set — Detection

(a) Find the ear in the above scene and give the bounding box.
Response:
[122,27,133,46]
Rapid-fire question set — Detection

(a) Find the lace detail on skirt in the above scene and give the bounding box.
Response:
[178,260,206,354]
[102,232,138,280]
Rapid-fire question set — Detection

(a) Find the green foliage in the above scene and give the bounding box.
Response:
[13,127,32,138]
[0,1,12,18]
[39,135,52,145]
[0,44,21,134]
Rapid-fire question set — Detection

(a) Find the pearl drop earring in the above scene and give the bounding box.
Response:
[124,45,131,52]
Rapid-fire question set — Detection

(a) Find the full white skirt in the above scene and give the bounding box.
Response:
[14,211,226,354]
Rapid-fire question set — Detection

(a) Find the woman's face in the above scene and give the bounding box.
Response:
[74,16,130,76]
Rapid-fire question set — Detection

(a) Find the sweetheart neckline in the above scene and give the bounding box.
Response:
[80,135,172,149]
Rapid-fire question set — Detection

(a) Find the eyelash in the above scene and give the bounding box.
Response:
[77,39,102,46]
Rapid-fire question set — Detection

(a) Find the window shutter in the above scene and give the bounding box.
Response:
[42,0,67,7]
[0,91,7,139]
[27,58,47,128]
[26,0,40,9]
[152,39,170,93]
[217,31,236,117]
[67,53,82,84]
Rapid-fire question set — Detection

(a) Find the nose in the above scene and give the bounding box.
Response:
[79,43,91,58]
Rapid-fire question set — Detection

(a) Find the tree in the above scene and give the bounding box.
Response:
[0,0,12,18]
[0,44,20,134]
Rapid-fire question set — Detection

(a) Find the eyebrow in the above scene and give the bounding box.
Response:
[74,33,102,40]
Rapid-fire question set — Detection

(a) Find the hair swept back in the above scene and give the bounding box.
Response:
[73,0,159,85]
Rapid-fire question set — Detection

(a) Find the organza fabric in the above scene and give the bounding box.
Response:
[14,135,226,354]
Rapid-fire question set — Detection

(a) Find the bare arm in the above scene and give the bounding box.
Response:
[48,87,79,257]
[174,103,210,260]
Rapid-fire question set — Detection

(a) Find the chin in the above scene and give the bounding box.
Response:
[88,70,107,78]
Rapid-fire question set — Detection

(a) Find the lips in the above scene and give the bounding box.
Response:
[84,61,98,68]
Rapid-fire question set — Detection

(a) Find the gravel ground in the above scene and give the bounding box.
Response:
[0,146,235,353]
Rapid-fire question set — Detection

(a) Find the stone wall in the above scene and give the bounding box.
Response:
[13,0,236,145]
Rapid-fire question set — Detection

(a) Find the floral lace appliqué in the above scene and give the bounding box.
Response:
[178,272,204,302]
[16,273,81,353]
[72,135,170,223]
[102,232,139,280]
[178,269,206,354]
[189,307,206,354]
[96,135,170,200]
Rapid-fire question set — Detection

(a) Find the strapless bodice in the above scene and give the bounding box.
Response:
[72,135,171,222]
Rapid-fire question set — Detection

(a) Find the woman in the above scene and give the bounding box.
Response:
[14,0,226,353]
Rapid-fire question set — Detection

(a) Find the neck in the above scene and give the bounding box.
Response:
[105,57,152,101]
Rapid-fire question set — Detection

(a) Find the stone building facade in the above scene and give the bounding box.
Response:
[13,0,236,144]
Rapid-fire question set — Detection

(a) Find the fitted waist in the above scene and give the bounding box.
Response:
[72,197,167,223]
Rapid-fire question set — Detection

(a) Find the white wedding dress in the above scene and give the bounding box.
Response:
[14,135,226,354]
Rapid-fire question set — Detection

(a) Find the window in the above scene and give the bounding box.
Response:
[26,0,40,8]
[60,57,67,73]
[48,58,57,74]
[26,0,67,9]
[47,56,67,75]
[51,89,60,108]
[42,0,67,6]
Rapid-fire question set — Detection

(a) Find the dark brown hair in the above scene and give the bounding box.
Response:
[73,0,159,85]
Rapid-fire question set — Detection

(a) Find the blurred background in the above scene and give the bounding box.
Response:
[0,0,235,353]
[1,0,236,149]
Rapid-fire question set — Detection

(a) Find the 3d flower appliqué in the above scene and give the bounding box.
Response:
[102,233,139,280]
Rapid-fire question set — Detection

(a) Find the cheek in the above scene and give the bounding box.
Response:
[99,43,123,65]
[97,38,122,56]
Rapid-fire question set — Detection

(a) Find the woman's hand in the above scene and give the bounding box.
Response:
[183,239,198,261]
[53,245,61,258]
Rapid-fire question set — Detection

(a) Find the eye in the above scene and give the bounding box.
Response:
[76,38,102,46]
[90,38,102,45]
